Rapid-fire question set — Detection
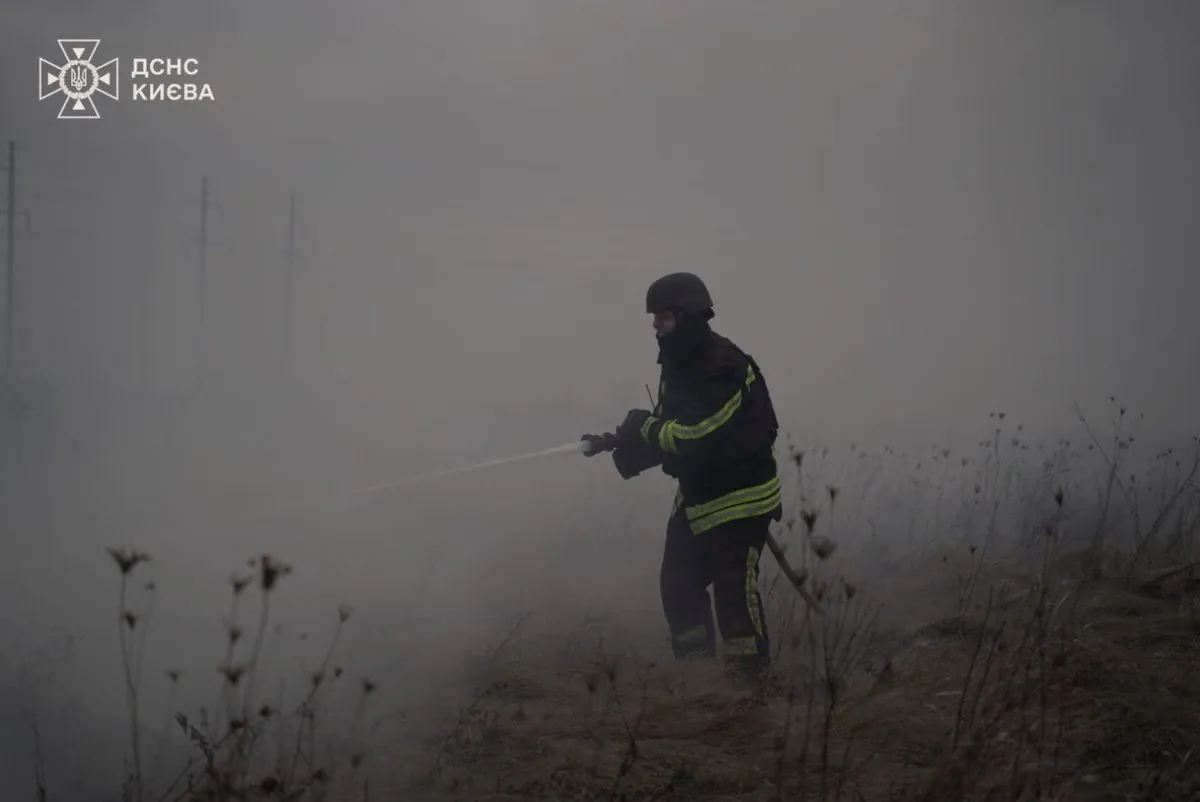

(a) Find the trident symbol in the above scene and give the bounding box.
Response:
[69,64,89,92]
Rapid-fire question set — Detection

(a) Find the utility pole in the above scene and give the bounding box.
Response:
[196,176,210,387]
[1,141,30,383]
[283,193,295,375]
[4,140,15,379]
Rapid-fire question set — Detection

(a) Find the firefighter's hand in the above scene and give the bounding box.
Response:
[611,444,645,479]
[616,409,653,441]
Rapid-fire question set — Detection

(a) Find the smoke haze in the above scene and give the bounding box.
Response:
[1,0,1197,796]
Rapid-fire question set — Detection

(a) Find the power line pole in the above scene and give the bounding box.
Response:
[4,140,15,379]
[196,175,210,387]
[283,193,295,375]
[1,141,32,385]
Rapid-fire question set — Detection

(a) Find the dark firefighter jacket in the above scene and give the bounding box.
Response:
[619,330,782,535]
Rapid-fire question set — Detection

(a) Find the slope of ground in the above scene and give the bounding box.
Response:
[369,563,1200,801]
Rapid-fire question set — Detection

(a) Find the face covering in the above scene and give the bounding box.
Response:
[657,311,712,366]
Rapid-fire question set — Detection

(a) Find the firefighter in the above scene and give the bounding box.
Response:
[582,272,781,682]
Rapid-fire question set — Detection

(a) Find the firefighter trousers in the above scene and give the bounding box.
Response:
[659,506,772,680]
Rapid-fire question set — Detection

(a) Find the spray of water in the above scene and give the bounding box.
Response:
[243,439,589,527]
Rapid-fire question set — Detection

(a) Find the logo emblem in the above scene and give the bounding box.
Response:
[39,39,120,119]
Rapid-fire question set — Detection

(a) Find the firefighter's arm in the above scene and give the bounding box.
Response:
[629,361,752,461]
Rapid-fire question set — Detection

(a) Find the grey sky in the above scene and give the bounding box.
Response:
[1,1,1199,791]
[1,0,1196,440]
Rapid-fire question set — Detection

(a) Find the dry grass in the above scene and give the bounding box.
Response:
[378,564,1200,801]
[55,400,1200,800]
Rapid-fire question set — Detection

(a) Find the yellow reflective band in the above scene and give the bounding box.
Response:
[652,365,756,454]
[664,389,740,441]
[723,636,759,656]
[674,625,709,644]
[639,415,658,442]
[674,625,712,657]
[685,476,781,521]
[746,546,764,638]
[687,490,782,535]
[658,421,678,453]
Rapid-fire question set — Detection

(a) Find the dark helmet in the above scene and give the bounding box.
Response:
[645,272,714,315]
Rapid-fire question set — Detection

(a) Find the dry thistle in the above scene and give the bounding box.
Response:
[107,547,150,575]
[122,611,138,630]
[218,664,246,686]
[258,554,292,592]
[258,704,274,718]
[801,509,819,534]
[227,624,243,645]
[843,580,857,600]
[1054,487,1064,508]
[361,678,377,695]
[350,753,364,769]
[811,537,836,560]
[166,669,182,684]
[826,485,839,503]
[311,671,324,690]
[229,573,252,596]
[338,603,355,623]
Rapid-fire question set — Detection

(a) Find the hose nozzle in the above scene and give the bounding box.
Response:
[580,432,621,457]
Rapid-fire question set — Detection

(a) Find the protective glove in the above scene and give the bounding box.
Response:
[616,409,653,442]
[580,432,620,457]
[611,443,646,479]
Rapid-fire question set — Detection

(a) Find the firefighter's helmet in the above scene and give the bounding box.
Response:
[645,272,714,315]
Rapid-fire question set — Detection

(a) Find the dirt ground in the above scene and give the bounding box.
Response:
[347,549,1200,802]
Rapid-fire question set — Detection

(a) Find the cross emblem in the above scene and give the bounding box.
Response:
[38,39,120,119]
